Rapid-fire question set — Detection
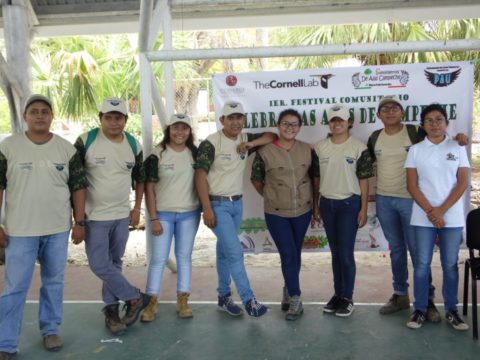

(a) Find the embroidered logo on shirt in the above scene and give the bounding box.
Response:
[54,163,66,171]
[125,161,134,170]
[19,162,33,170]
[446,152,458,161]
[345,157,355,164]
[94,157,106,165]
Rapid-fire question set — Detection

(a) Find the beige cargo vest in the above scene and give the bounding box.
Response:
[258,141,312,217]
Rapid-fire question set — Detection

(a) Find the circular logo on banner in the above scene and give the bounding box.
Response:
[226,75,237,87]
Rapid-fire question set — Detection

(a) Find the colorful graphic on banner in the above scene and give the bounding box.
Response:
[212,61,474,251]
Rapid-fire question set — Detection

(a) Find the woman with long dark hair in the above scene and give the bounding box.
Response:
[141,114,200,321]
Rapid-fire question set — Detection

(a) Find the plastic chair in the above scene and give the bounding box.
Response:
[463,208,480,339]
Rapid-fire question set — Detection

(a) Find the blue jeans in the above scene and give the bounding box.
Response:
[413,226,462,313]
[0,231,69,353]
[211,199,254,304]
[85,218,139,305]
[320,195,360,300]
[145,209,200,295]
[265,211,312,297]
[376,195,435,298]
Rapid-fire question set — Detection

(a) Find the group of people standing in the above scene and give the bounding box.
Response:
[0,93,471,359]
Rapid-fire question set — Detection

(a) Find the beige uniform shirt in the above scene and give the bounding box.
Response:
[0,133,77,236]
[150,146,199,212]
[374,126,412,198]
[79,130,142,221]
[314,136,368,200]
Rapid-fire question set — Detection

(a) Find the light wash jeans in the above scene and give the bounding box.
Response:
[211,199,254,304]
[145,209,200,295]
[0,231,69,353]
[376,194,435,298]
[413,226,463,313]
[85,218,139,305]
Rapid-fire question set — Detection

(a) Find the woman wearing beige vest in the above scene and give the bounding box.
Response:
[251,108,319,321]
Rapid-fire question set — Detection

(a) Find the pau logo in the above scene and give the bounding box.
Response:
[424,67,461,87]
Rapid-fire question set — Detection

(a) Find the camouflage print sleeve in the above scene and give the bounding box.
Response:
[356,148,374,179]
[247,133,264,156]
[0,151,7,190]
[73,137,86,164]
[144,154,159,183]
[132,151,146,184]
[68,151,88,191]
[309,149,320,178]
[250,152,266,182]
[194,140,215,172]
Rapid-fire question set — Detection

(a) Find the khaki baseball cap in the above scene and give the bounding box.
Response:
[24,94,52,112]
[168,113,192,127]
[327,105,351,121]
[377,96,403,112]
[222,101,245,117]
[100,97,128,115]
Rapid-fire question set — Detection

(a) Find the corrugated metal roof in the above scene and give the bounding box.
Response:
[1,0,479,36]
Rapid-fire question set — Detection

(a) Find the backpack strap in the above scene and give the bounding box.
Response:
[124,132,138,156]
[367,129,382,162]
[84,128,99,154]
[84,128,137,156]
[405,124,424,144]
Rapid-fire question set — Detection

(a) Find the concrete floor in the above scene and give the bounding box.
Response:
[1,261,480,359]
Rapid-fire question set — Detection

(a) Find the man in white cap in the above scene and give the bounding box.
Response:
[368,95,467,321]
[74,97,150,335]
[0,94,87,359]
[195,101,275,318]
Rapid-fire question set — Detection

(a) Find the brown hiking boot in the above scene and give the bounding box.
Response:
[43,334,63,352]
[379,294,410,314]
[140,295,158,322]
[122,292,152,326]
[177,292,193,318]
[103,304,127,335]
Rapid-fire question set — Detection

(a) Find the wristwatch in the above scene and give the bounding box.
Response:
[75,220,87,226]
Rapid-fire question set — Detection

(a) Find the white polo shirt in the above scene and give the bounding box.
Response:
[404,137,470,227]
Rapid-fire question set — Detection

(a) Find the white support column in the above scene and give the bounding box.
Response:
[162,1,174,117]
[138,0,176,273]
[3,2,32,132]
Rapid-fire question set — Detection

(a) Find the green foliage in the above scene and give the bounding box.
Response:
[239,218,268,234]
[0,101,12,133]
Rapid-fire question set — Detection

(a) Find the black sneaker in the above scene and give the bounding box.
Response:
[335,298,354,317]
[407,310,426,329]
[218,293,244,316]
[323,295,342,313]
[446,311,469,331]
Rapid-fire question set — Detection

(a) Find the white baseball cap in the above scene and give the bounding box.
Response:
[100,97,128,115]
[327,105,351,121]
[24,94,52,112]
[222,101,245,117]
[168,113,192,127]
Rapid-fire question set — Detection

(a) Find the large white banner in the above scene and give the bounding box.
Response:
[212,61,474,252]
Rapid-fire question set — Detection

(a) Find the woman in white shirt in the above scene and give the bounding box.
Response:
[405,103,470,331]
